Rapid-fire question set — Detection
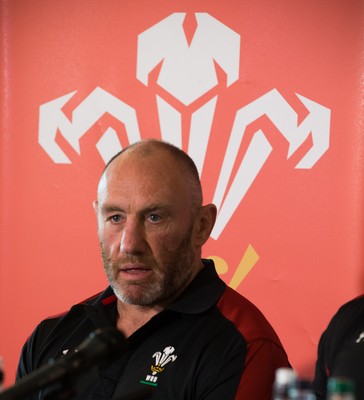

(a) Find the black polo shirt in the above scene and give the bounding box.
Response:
[17,260,289,399]
[313,295,364,399]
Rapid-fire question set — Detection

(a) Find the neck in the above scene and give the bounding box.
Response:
[116,302,162,338]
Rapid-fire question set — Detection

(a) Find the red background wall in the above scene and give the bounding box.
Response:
[1,0,364,387]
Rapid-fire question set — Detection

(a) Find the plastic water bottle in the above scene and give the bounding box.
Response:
[273,368,297,400]
[326,377,355,400]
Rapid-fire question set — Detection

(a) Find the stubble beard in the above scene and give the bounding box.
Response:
[100,227,197,307]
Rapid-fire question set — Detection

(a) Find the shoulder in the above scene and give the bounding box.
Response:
[325,294,364,334]
[18,289,112,374]
[316,294,364,363]
[35,289,108,337]
[335,294,364,315]
[217,286,284,346]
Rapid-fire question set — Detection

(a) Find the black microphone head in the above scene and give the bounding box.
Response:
[76,327,128,367]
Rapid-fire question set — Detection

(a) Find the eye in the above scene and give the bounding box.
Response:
[147,213,161,223]
[110,215,122,223]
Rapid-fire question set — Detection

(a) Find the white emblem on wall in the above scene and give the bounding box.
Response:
[38,12,331,239]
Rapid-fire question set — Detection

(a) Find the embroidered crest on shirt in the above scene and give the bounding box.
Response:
[140,346,178,387]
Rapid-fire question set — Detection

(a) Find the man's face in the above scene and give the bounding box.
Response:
[94,149,201,307]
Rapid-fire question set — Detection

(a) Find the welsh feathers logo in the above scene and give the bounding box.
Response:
[38,12,331,285]
[140,346,178,387]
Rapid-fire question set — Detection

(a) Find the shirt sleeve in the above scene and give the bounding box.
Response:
[233,339,290,400]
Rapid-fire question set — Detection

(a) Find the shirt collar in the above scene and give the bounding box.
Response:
[88,259,225,318]
[166,259,226,314]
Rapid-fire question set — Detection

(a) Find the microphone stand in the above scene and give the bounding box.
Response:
[42,364,100,400]
[42,380,76,400]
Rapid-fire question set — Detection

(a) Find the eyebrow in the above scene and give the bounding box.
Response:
[100,203,173,215]
[100,204,124,214]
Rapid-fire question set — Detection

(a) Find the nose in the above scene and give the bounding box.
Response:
[119,217,147,255]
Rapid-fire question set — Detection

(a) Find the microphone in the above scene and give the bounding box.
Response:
[0,327,127,400]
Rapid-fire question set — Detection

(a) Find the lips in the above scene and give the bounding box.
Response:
[121,267,150,273]
[120,263,151,272]
[118,263,153,278]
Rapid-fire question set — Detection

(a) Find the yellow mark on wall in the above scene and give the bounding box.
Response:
[210,244,259,289]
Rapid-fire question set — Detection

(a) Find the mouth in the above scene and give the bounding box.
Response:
[118,264,153,279]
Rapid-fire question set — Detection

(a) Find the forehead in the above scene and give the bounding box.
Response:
[98,148,191,205]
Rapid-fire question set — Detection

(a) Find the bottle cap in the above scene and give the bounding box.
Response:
[275,367,297,385]
[327,377,355,393]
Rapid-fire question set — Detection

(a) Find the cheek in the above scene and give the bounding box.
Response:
[148,230,175,253]
[151,229,188,255]
[109,242,122,257]
[100,230,122,256]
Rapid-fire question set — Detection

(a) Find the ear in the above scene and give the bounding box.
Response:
[192,204,217,247]
[92,200,98,216]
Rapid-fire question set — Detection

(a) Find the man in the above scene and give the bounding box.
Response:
[313,295,364,399]
[16,139,289,399]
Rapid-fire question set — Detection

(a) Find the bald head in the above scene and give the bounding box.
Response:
[100,139,203,213]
